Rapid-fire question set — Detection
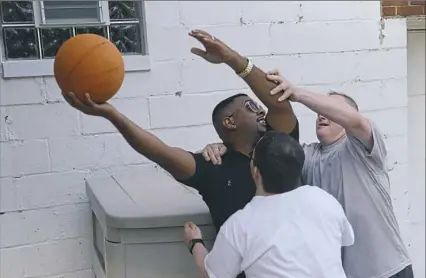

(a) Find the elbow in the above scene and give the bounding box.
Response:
[346,114,370,134]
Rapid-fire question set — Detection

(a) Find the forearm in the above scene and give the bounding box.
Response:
[192,244,210,278]
[293,87,363,129]
[226,53,293,113]
[105,109,169,161]
[104,109,195,180]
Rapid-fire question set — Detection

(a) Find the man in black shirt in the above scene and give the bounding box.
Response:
[62,29,298,276]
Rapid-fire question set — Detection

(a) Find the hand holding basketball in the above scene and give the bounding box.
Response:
[62,91,116,118]
[54,34,125,104]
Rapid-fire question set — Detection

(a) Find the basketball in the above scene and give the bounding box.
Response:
[54,33,125,103]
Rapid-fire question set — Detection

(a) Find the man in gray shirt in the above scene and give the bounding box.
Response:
[200,70,413,278]
[265,70,413,278]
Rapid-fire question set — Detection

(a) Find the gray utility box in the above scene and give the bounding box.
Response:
[86,167,216,278]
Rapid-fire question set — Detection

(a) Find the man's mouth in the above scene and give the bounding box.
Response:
[257,116,266,126]
[318,122,329,127]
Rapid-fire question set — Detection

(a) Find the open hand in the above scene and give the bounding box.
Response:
[62,92,116,118]
[183,222,202,245]
[197,143,227,165]
[266,69,298,102]
[189,29,237,64]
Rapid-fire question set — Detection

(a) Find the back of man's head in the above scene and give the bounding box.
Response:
[252,131,305,194]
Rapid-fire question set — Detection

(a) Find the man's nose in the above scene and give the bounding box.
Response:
[318,114,326,121]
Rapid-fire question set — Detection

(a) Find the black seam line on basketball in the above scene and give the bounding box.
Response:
[66,41,110,91]
[76,65,122,80]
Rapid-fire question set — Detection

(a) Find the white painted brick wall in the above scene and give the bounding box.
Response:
[0,1,420,277]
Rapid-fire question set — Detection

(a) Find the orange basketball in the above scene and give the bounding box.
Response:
[54,33,125,103]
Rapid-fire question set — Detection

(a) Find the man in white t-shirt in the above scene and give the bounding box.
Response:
[183,131,354,278]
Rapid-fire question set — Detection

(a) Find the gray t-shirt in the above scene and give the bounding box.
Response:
[302,121,411,278]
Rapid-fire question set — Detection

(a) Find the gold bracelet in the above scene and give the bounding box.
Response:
[237,58,253,78]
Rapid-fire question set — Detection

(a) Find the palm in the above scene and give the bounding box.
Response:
[189,30,234,64]
[204,48,225,64]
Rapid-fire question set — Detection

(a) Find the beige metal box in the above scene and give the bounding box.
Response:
[86,167,216,278]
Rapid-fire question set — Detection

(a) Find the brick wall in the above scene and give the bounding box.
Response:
[382,0,426,17]
[0,1,416,278]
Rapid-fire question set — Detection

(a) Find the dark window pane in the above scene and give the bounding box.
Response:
[1,1,34,23]
[109,1,139,21]
[41,28,72,58]
[3,28,38,59]
[3,27,38,59]
[75,26,107,38]
[110,24,142,54]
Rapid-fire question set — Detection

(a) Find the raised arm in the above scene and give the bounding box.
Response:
[189,30,297,134]
[63,92,195,181]
[267,72,373,150]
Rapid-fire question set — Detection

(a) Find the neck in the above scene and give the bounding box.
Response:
[320,131,346,147]
[230,137,256,157]
[255,187,275,196]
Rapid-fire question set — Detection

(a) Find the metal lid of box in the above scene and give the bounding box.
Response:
[85,166,212,229]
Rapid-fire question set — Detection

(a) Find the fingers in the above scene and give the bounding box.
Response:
[62,91,75,107]
[267,69,280,75]
[211,145,223,165]
[83,93,96,107]
[207,146,220,165]
[266,74,282,83]
[205,146,217,164]
[202,146,211,162]
[270,85,283,96]
[190,29,212,39]
[184,222,196,229]
[278,90,292,102]
[190,47,207,59]
[189,30,217,46]
[66,92,85,107]
[219,145,227,156]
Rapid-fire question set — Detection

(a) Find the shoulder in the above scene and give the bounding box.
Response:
[301,142,320,156]
[218,209,245,245]
[176,152,219,189]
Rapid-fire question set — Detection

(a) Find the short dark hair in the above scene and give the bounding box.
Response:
[329,91,359,111]
[252,131,305,194]
[212,93,247,138]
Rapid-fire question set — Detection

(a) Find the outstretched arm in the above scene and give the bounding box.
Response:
[189,30,297,134]
[63,92,196,181]
[267,73,373,150]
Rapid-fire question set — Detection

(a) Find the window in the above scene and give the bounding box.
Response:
[0,1,150,78]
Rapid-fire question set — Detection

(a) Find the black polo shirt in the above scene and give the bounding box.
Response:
[179,121,300,232]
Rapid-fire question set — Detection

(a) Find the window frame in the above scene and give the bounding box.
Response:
[0,1,150,79]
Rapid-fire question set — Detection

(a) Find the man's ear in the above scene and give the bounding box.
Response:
[223,116,237,130]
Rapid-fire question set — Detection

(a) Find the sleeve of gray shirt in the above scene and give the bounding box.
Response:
[345,120,388,169]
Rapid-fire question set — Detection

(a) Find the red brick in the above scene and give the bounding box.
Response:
[382,0,410,7]
[383,6,398,16]
[396,5,425,15]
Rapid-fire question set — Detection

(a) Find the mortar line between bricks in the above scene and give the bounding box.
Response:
[0,201,90,215]
[146,78,409,99]
[0,76,409,108]
[172,19,393,28]
[0,110,409,146]
[45,139,52,172]
[0,235,92,250]
[0,161,155,179]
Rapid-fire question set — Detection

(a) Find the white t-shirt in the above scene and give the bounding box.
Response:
[204,185,354,278]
